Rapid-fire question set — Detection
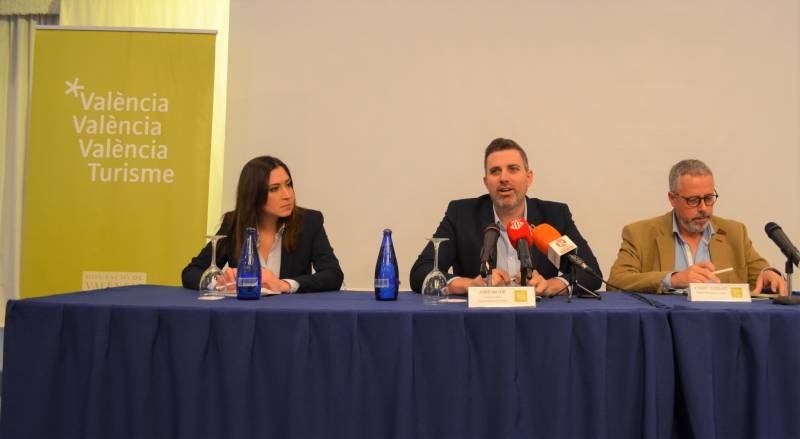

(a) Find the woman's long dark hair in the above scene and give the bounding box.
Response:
[222,156,304,261]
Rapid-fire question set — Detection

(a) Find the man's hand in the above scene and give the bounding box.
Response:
[754,269,788,296]
[516,270,567,296]
[670,261,720,289]
[448,269,512,294]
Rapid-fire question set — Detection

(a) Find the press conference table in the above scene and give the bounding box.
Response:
[1,286,675,439]
[654,294,800,439]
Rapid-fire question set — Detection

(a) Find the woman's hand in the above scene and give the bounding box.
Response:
[261,268,291,293]
[221,268,237,291]
[221,268,291,293]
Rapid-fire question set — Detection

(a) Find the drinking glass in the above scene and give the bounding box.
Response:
[421,237,448,304]
[198,235,227,296]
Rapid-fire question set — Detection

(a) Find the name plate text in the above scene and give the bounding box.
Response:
[468,286,537,308]
[688,283,751,302]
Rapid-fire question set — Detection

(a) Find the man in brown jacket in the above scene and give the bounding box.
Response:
[608,159,787,294]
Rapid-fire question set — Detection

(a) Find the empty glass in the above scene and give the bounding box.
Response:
[421,237,448,304]
[198,234,227,296]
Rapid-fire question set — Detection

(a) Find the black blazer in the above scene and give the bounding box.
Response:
[409,195,602,292]
[182,208,343,293]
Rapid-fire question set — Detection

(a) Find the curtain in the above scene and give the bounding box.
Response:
[0,13,58,326]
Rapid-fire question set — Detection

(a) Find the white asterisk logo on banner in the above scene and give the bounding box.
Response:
[64,77,84,97]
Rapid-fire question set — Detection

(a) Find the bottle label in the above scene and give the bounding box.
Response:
[375,278,391,288]
[238,277,259,288]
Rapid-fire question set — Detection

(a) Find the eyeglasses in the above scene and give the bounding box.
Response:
[671,191,719,207]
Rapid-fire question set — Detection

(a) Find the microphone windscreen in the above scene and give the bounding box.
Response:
[484,225,501,236]
[531,223,561,255]
[764,221,800,265]
[506,218,533,248]
[765,222,779,235]
[480,225,502,261]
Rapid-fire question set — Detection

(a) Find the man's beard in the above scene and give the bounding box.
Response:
[491,192,522,209]
[681,212,710,234]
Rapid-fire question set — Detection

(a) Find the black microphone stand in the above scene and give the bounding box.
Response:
[480,259,496,286]
[513,239,535,290]
[567,264,601,303]
[519,261,533,291]
[520,266,533,289]
[772,258,799,305]
[480,261,490,280]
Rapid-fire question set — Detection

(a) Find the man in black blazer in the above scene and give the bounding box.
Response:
[410,138,602,295]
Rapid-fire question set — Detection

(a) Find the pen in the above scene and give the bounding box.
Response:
[712,267,733,275]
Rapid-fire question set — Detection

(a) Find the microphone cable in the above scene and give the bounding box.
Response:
[534,269,662,308]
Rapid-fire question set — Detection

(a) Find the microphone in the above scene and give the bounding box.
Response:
[479,225,501,278]
[530,223,597,275]
[765,222,800,267]
[507,218,534,281]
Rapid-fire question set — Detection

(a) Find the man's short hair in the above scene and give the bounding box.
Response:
[484,138,529,171]
[669,159,713,192]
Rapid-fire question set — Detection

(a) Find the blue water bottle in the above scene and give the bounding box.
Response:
[374,229,399,301]
[236,227,261,300]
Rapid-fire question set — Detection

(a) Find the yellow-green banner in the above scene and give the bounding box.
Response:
[21,27,216,297]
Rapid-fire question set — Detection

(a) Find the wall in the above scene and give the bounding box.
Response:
[225,0,800,290]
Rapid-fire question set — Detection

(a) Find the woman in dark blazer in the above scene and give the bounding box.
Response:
[182,156,343,293]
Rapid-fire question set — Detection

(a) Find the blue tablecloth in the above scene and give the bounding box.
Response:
[650,295,800,439]
[1,286,674,439]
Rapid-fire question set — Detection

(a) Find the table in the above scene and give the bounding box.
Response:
[651,295,800,439]
[1,286,673,439]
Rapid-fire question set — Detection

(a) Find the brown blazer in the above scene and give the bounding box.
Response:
[608,212,768,293]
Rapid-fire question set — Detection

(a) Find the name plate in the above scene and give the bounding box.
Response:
[468,286,537,308]
[688,283,751,302]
